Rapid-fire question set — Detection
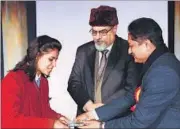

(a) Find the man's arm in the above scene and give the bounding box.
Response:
[95,56,139,121]
[95,85,135,121]
[105,66,180,128]
[76,85,135,122]
[76,57,138,122]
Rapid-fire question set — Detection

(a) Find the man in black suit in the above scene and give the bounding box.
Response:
[67,5,140,118]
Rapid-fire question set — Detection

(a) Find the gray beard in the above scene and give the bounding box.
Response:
[95,42,107,51]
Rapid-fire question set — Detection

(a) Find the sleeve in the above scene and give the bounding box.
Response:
[105,66,180,128]
[67,46,90,109]
[2,73,55,128]
[95,85,135,121]
[44,80,63,119]
[45,102,63,119]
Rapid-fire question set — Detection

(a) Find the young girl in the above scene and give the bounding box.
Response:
[2,35,69,128]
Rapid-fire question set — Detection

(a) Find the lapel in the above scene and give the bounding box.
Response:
[85,36,123,95]
[86,43,96,94]
[102,35,122,85]
[138,44,169,86]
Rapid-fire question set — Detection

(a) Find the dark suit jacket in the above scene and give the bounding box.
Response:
[96,53,180,128]
[68,35,140,116]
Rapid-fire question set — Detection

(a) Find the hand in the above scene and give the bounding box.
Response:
[84,101,104,112]
[87,103,104,111]
[53,120,69,128]
[78,120,101,128]
[59,116,70,125]
[76,111,95,122]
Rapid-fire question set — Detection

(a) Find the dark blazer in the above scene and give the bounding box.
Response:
[96,53,180,128]
[68,35,140,116]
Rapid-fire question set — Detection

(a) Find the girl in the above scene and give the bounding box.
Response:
[2,35,69,128]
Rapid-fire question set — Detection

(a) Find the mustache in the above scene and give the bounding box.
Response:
[130,52,135,57]
[95,40,103,44]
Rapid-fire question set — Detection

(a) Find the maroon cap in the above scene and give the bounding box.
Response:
[89,5,119,26]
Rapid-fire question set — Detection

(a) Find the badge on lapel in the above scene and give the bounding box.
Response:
[130,86,142,111]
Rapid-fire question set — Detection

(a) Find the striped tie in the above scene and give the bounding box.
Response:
[97,49,109,81]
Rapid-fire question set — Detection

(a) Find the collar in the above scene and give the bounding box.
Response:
[139,44,169,84]
[97,42,113,57]
[102,43,113,57]
[35,74,41,81]
[106,43,113,52]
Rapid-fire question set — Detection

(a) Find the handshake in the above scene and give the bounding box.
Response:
[73,110,103,129]
[54,102,104,128]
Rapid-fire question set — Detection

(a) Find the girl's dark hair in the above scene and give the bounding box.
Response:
[12,35,62,81]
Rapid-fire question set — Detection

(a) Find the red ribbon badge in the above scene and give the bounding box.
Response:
[130,86,142,111]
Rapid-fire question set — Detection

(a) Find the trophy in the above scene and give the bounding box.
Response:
[68,120,85,129]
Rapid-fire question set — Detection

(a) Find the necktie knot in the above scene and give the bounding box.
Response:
[101,49,108,56]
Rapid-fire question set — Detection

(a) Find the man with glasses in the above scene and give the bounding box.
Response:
[67,5,140,122]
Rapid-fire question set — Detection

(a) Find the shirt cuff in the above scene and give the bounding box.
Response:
[101,122,105,129]
[102,122,105,129]
[83,100,93,111]
[91,110,99,120]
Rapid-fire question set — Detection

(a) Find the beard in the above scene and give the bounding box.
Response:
[94,41,107,51]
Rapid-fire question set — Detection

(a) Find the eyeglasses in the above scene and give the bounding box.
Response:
[89,27,113,36]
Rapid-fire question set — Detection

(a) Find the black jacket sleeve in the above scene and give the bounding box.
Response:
[67,46,90,109]
[96,84,135,121]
